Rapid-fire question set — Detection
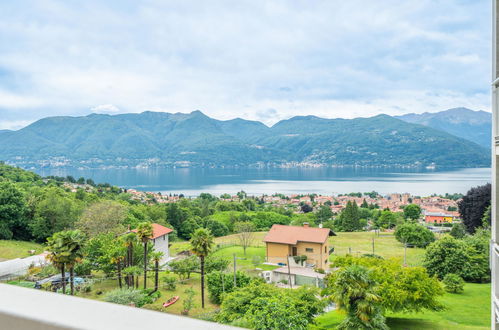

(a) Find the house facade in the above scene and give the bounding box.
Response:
[424,211,457,224]
[132,223,173,264]
[263,223,334,269]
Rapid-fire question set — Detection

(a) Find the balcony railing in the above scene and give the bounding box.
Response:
[0,283,236,330]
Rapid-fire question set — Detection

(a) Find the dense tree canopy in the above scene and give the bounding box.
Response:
[458,183,491,233]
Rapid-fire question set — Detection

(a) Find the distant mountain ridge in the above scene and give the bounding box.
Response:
[395,107,491,148]
[0,110,490,168]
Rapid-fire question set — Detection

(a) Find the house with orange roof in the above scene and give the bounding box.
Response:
[263,223,335,270]
[132,223,173,263]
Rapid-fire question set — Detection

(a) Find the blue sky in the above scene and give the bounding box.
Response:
[0,0,491,129]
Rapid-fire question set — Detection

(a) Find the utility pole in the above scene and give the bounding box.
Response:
[221,265,225,295]
[233,253,237,287]
[287,255,293,289]
[372,236,375,255]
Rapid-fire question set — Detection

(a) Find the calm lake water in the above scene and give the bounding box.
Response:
[35,167,491,197]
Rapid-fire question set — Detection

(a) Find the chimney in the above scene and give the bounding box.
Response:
[303,222,309,228]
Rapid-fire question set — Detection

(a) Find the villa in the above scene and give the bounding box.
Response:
[132,223,173,264]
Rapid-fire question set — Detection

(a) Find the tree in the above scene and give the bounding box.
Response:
[0,181,28,240]
[182,287,196,315]
[109,246,126,289]
[121,232,137,287]
[30,188,81,242]
[328,256,443,314]
[190,228,215,308]
[64,230,86,295]
[150,251,164,292]
[169,256,199,280]
[335,201,361,231]
[234,222,255,256]
[46,230,86,295]
[205,255,230,273]
[458,183,491,233]
[247,297,308,330]
[300,204,313,213]
[207,270,251,304]
[423,236,469,280]
[376,210,399,229]
[316,205,333,223]
[443,274,465,293]
[76,201,126,237]
[394,223,435,248]
[136,222,153,289]
[403,204,421,221]
[449,223,466,239]
[329,265,388,330]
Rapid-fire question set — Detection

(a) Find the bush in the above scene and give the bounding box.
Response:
[74,260,93,276]
[394,223,435,248]
[161,274,178,291]
[104,288,144,306]
[443,274,465,293]
[449,223,466,239]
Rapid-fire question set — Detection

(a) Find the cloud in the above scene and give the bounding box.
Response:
[0,0,491,128]
[91,104,121,113]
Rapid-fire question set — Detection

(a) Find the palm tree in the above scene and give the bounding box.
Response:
[331,265,388,330]
[46,230,86,295]
[46,232,70,294]
[121,232,137,288]
[136,222,153,289]
[110,246,126,289]
[150,251,164,292]
[190,228,214,308]
[65,230,86,295]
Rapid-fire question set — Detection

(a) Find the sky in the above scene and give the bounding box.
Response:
[0,0,491,129]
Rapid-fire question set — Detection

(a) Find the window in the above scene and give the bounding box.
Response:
[305,248,313,253]
[325,260,328,264]
[325,246,327,253]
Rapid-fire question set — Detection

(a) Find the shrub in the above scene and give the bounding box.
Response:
[449,223,466,239]
[182,287,196,315]
[104,289,147,307]
[443,274,465,293]
[161,274,178,291]
[394,223,435,248]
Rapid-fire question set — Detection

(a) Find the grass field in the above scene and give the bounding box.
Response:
[311,283,490,330]
[77,273,219,317]
[0,240,44,261]
[328,231,426,266]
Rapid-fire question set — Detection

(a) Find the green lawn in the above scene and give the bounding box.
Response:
[328,231,426,266]
[312,283,490,330]
[77,273,220,317]
[0,240,44,261]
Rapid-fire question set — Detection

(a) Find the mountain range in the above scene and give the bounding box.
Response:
[0,108,491,168]
[396,107,491,148]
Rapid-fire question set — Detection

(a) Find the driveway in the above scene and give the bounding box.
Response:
[0,253,49,280]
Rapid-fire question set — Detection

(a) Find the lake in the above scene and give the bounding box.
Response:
[35,167,491,197]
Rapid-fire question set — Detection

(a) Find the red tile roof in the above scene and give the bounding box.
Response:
[132,223,173,239]
[263,224,332,245]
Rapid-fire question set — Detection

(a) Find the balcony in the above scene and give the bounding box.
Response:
[0,283,236,330]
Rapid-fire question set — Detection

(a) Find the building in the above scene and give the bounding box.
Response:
[263,223,335,269]
[132,223,173,264]
[493,2,499,328]
[424,211,457,224]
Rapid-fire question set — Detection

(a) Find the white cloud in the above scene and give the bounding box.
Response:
[0,0,491,128]
[90,104,121,113]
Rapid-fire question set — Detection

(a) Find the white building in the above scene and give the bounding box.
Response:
[132,223,173,264]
